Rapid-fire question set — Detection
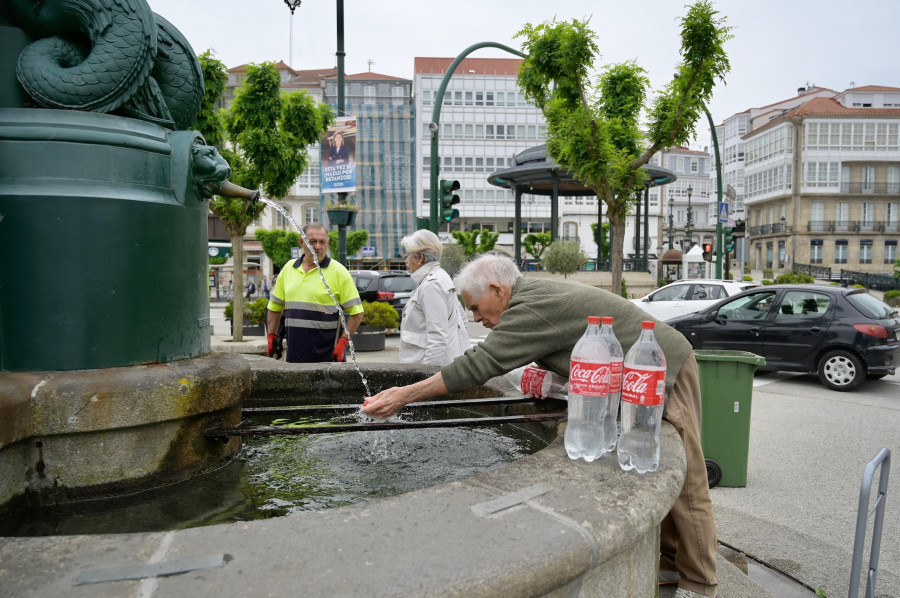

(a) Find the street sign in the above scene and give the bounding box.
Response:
[362,246,376,257]
[291,247,300,260]
[718,203,729,223]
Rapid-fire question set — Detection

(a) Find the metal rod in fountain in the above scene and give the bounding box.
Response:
[253,194,372,398]
[205,412,568,438]
[242,396,549,416]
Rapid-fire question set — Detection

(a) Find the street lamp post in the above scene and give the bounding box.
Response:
[684,184,694,248]
[284,1,302,66]
[286,0,350,263]
[667,194,676,250]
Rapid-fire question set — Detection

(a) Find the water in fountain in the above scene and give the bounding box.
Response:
[258,197,371,398]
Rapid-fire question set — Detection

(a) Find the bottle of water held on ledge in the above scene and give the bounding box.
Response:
[617,321,667,474]
[504,365,568,399]
[565,316,611,462]
[599,317,624,454]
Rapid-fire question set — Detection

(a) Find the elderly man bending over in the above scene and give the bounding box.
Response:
[362,254,718,598]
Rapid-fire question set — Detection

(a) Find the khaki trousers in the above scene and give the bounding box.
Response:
[660,353,718,596]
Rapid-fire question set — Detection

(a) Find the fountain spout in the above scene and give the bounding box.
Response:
[219,180,261,204]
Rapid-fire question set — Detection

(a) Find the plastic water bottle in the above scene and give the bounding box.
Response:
[599,317,624,454]
[565,316,611,462]
[505,365,568,400]
[617,321,667,474]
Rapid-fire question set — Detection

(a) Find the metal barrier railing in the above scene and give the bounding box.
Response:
[848,448,891,598]
[793,263,833,280]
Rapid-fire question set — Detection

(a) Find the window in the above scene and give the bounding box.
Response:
[885,241,897,264]
[274,204,292,228]
[776,291,831,319]
[862,166,876,192]
[889,167,900,193]
[364,85,376,104]
[859,241,872,264]
[810,241,823,264]
[717,291,778,320]
[805,162,840,188]
[305,206,319,225]
[887,202,899,231]
[834,240,848,264]
[861,202,874,228]
[563,222,577,238]
[835,202,849,225]
[391,86,404,106]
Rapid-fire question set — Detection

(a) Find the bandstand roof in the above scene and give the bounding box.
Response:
[487,145,676,196]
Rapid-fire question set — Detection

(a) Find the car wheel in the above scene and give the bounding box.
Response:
[817,350,865,392]
[706,459,723,489]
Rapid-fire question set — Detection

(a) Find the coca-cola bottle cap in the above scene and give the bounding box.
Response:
[601,316,614,325]
[641,321,655,329]
[587,316,601,325]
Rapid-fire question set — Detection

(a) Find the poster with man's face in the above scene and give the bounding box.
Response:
[321,118,357,193]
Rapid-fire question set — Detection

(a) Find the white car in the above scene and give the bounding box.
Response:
[630,279,759,321]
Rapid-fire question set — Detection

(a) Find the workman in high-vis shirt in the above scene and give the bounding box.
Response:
[266,223,364,363]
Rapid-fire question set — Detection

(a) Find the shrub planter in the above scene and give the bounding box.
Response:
[351,325,386,351]
[326,208,357,228]
[230,323,266,337]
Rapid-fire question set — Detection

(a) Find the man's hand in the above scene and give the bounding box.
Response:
[362,386,415,419]
[267,333,277,358]
[332,337,349,362]
[362,373,449,419]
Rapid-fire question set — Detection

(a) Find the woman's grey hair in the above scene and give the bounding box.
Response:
[455,254,522,300]
[400,229,443,263]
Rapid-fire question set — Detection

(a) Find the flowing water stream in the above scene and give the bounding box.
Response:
[258,197,371,398]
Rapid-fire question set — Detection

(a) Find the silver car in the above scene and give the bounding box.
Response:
[631,279,759,321]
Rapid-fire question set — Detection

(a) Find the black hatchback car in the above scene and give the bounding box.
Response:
[349,270,417,311]
[666,284,900,391]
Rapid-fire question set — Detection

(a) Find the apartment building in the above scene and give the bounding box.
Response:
[738,85,900,272]
[217,64,415,276]
[413,57,559,253]
[322,72,416,259]
[650,147,714,254]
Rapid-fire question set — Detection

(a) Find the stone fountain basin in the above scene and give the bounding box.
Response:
[0,357,686,598]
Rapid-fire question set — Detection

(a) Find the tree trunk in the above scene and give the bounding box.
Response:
[608,211,626,297]
[231,231,244,342]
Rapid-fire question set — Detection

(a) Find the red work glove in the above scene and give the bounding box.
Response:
[332,337,349,362]
[267,333,277,358]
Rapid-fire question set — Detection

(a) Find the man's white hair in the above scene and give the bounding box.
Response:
[454,254,522,300]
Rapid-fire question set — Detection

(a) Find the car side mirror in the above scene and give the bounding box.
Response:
[701,310,718,323]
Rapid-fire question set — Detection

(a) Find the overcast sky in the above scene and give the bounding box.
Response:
[148,0,900,147]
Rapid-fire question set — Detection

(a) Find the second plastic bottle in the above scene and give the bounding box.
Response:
[617,321,667,474]
[599,317,624,454]
[565,316,611,462]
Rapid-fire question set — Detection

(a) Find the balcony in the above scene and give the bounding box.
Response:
[839,182,900,195]
[748,223,788,236]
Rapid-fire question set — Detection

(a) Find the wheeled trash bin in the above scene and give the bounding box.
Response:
[694,350,766,488]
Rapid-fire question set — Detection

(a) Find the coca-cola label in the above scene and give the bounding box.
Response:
[520,366,548,396]
[569,360,610,396]
[609,360,623,394]
[621,367,666,406]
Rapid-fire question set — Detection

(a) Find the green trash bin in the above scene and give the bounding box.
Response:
[694,350,766,488]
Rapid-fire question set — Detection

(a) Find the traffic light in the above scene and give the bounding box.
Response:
[702,242,713,262]
[439,179,460,222]
[723,226,735,253]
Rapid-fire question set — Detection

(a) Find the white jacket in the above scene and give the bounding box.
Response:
[398,262,471,366]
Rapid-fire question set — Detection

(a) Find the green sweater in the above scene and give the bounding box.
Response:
[442,277,694,394]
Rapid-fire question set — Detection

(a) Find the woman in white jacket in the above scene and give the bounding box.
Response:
[398,230,470,365]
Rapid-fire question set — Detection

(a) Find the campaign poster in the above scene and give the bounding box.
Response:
[321,118,357,193]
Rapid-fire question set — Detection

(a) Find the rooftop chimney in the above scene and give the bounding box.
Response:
[797,87,807,95]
